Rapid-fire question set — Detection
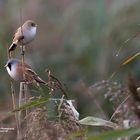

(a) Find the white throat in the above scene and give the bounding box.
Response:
[6,66,10,74]
[6,65,16,79]
[29,27,36,35]
[22,26,36,44]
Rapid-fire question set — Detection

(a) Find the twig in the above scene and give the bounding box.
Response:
[49,98,74,102]
[45,70,68,99]
[110,95,131,121]
[7,45,20,139]
[24,84,29,114]
[57,95,65,122]
[18,5,29,138]
[48,70,53,92]
[11,81,20,139]
[18,82,24,127]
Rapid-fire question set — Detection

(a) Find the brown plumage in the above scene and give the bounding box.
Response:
[9,20,37,52]
[5,58,46,85]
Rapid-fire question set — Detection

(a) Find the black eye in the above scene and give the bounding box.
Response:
[8,63,11,70]
[31,23,35,27]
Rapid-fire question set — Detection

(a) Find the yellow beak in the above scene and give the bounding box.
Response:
[4,64,7,67]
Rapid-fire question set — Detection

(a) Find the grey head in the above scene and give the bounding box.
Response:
[5,58,19,70]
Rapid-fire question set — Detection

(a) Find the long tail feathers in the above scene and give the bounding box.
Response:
[35,76,46,85]
[9,43,17,52]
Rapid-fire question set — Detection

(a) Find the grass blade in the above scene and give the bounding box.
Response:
[13,97,49,112]
[79,116,118,129]
[121,52,140,66]
[86,127,140,140]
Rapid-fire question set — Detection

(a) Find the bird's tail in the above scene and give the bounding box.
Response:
[35,76,46,85]
[9,42,17,52]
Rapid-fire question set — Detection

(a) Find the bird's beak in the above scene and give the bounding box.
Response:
[4,64,7,68]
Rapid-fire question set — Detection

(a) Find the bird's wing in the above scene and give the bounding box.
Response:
[25,67,46,84]
[13,27,24,42]
[25,67,38,76]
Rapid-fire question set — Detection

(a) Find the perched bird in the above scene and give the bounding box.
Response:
[9,20,37,52]
[5,58,46,85]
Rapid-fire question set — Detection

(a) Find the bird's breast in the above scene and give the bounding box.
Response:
[23,27,36,44]
[7,66,23,82]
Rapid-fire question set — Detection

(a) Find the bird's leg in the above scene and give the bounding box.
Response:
[21,45,25,56]
[21,45,25,84]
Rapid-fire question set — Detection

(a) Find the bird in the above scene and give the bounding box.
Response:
[9,20,37,52]
[5,58,46,85]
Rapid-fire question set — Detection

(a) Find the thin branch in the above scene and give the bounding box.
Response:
[58,95,65,122]
[7,45,20,139]
[110,95,131,121]
[18,4,28,139]
[11,81,20,139]
[45,69,68,99]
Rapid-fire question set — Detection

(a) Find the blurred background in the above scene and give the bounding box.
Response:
[0,0,140,120]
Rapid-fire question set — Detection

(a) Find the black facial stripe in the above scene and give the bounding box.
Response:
[31,23,35,27]
[8,63,11,70]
